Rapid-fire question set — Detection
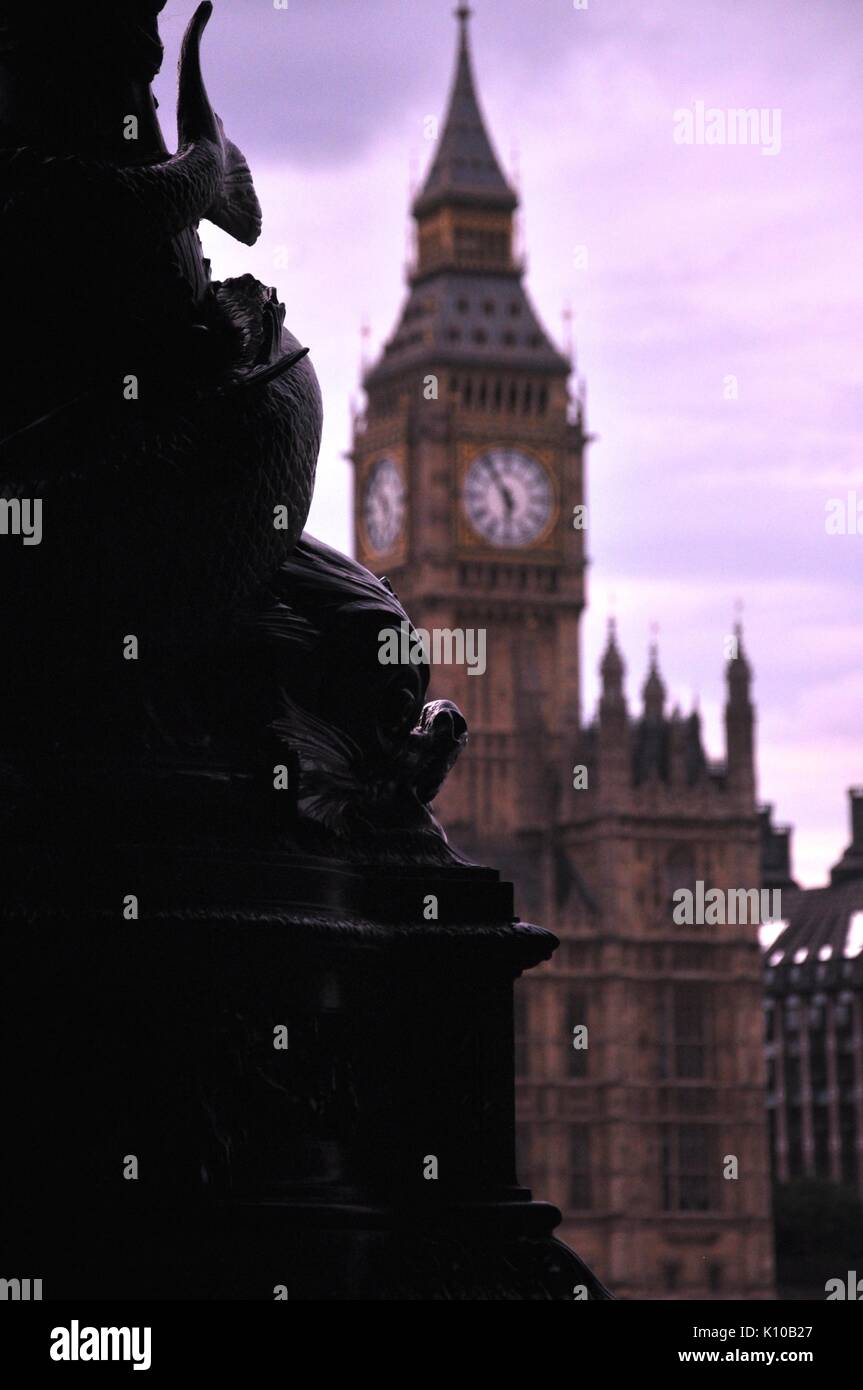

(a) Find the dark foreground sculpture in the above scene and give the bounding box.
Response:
[0,1,610,1298]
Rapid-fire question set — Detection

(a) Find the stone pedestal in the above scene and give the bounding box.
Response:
[2,848,609,1300]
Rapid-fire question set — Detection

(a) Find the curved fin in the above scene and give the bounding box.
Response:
[205,135,263,246]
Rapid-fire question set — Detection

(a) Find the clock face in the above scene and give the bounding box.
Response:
[363,456,406,554]
[463,448,553,547]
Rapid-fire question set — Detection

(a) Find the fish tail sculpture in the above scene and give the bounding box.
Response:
[1,2,321,613]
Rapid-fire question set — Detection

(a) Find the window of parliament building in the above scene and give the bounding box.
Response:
[350,9,775,1300]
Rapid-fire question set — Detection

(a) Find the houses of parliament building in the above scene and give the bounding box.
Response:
[350,8,775,1300]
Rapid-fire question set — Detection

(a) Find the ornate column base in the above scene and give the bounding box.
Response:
[2,850,611,1300]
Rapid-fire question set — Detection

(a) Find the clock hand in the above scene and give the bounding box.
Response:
[486,456,505,488]
[486,458,515,513]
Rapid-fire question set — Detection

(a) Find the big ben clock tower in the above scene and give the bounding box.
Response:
[353,6,776,1304]
[352,6,587,914]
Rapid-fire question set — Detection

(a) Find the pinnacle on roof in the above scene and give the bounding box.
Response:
[413,5,517,218]
[726,620,752,691]
[600,618,625,688]
[642,640,666,720]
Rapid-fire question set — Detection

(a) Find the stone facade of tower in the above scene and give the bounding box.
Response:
[351,10,775,1300]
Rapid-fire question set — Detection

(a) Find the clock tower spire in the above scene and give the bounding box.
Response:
[411,4,518,278]
[352,8,587,882]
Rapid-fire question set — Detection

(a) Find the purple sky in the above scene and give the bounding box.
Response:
[154,0,862,887]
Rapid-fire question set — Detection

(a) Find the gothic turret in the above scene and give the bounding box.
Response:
[600,619,625,707]
[725,622,755,802]
[598,619,629,799]
[633,643,668,783]
[641,642,666,722]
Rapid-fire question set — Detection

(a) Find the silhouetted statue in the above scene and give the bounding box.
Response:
[0,0,466,857]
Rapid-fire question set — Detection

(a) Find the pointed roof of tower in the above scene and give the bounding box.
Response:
[600,618,625,691]
[641,641,666,721]
[633,642,668,783]
[413,6,517,217]
[364,6,570,387]
[726,620,752,693]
